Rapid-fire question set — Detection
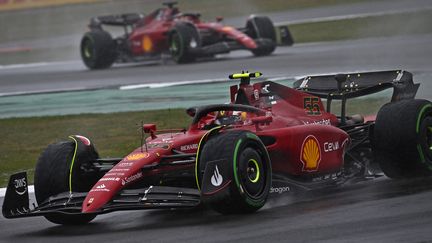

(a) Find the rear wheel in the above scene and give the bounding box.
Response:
[169,23,200,63]
[198,130,271,214]
[246,16,277,56]
[374,99,432,178]
[80,30,117,69]
[34,138,99,224]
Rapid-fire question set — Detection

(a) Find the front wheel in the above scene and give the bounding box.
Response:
[169,23,201,63]
[246,16,277,56]
[198,130,271,214]
[34,137,99,224]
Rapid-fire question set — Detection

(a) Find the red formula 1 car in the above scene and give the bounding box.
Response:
[3,70,432,225]
[79,2,293,69]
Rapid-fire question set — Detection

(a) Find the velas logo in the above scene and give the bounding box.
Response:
[300,135,321,172]
[125,153,149,161]
[211,165,223,187]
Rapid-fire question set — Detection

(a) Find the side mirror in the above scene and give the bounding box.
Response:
[186,107,197,117]
[143,124,157,139]
[216,16,223,22]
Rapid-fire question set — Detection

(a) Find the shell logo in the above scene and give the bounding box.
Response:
[300,135,321,172]
[125,153,149,161]
[142,35,153,52]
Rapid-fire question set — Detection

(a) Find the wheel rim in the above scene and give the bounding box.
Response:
[83,39,93,59]
[238,146,265,198]
[247,159,260,183]
[189,38,197,48]
[84,44,92,58]
[170,33,181,59]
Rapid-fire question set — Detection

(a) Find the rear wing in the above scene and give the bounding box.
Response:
[89,13,145,29]
[293,70,419,102]
[293,70,420,125]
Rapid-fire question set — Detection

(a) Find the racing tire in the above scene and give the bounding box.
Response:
[198,130,271,214]
[80,30,117,70]
[374,99,432,178]
[246,16,277,56]
[34,139,99,224]
[169,22,201,63]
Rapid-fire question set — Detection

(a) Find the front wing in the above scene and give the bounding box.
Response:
[2,172,200,219]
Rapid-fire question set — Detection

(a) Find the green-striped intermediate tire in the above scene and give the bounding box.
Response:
[34,139,99,224]
[246,16,277,56]
[198,130,271,214]
[80,30,116,69]
[374,99,432,178]
[168,22,200,63]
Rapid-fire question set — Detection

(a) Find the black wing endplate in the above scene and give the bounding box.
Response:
[2,172,30,218]
[293,70,419,101]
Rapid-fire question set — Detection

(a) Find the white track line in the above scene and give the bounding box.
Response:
[277,6,432,25]
[0,62,49,70]
[0,185,34,197]
[119,78,227,90]
[0,87,90,97]
[119,76,300,91]
[0,60,79,70]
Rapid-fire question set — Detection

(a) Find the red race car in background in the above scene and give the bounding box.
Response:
[80,1,293,69]
[3,70,432,225]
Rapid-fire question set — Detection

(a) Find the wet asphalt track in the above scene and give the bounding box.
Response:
[1,34,432,96]
[2,177,432,242]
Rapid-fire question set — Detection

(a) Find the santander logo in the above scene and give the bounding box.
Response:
[211,165,223,186]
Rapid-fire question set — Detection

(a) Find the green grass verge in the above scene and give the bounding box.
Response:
[289,9,432,43]
[0,109,191,187]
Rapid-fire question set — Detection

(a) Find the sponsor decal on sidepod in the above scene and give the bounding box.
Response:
[324,141,340,152]
[300,135,322,172]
